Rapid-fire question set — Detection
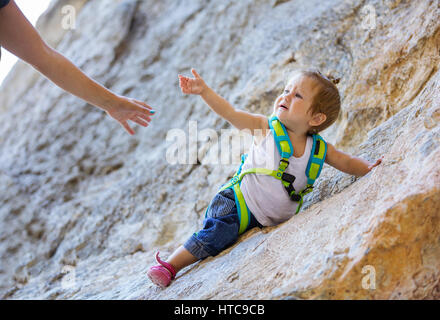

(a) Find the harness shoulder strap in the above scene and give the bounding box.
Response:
[305,134,327,185]
[268,115,293,159]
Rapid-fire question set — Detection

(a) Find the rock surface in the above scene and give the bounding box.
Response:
[0,0,439,299]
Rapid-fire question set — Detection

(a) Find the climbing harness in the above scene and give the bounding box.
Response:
[207,114,327,235]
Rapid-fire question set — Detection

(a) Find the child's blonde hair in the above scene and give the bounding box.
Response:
[291,69,341,135]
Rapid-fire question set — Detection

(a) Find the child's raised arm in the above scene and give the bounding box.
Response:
[179,69,268,135]
[325,143,383,177]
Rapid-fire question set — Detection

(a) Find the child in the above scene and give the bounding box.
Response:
[147,68,383,288]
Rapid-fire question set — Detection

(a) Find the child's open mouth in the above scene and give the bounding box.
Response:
[279,104,288,110]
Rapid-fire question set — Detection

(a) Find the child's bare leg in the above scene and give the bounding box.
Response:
[166,245,199,273]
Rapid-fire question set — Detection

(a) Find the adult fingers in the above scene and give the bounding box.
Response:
[132,99,152,110]
[120,120,135,135]
[131,116,149,127]
[132,100,155,116]
[136,113,151,123]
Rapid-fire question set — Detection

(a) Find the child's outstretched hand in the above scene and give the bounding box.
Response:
[179,68,207,95]
[367,155,384,172]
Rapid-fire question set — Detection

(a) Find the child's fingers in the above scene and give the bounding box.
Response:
[179,74,192,81]
[376,156,384,165]
[178,75,189,87]
[179,76,190,86]
[179,78,186,89]
[180,85,190,94]
[180,82,189,93]
[179,81,192,94]
[369,157,383,170]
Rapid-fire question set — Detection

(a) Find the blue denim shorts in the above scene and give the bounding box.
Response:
[183,187,263,260]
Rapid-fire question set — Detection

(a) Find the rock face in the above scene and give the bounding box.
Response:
[0,0,439,299]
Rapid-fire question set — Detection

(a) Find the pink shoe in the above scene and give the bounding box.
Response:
[147,252,177,288]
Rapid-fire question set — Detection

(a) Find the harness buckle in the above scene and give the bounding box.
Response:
[290,193,302,202]
[281,172,295,184]
[279,159,289,171]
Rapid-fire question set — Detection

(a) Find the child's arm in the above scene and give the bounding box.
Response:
[325,143,383,177]
[179,69,269,135]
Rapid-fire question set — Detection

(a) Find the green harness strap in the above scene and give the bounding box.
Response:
[211,115,327,235]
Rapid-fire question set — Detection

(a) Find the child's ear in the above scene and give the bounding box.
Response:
[310,113,326,127]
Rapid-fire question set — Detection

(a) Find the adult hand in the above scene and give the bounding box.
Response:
[105,96,155,135]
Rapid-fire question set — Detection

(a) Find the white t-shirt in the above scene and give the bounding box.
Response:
[240,131,313,226]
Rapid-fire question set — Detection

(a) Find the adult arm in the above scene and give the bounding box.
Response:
[0,0,154,134]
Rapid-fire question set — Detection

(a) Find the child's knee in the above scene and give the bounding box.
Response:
[186,216,240,258]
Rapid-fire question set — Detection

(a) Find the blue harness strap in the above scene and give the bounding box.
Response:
[305,134,327,185]
[268,115,293,159]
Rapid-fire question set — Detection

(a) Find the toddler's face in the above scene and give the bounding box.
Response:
[273,73,319,133]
